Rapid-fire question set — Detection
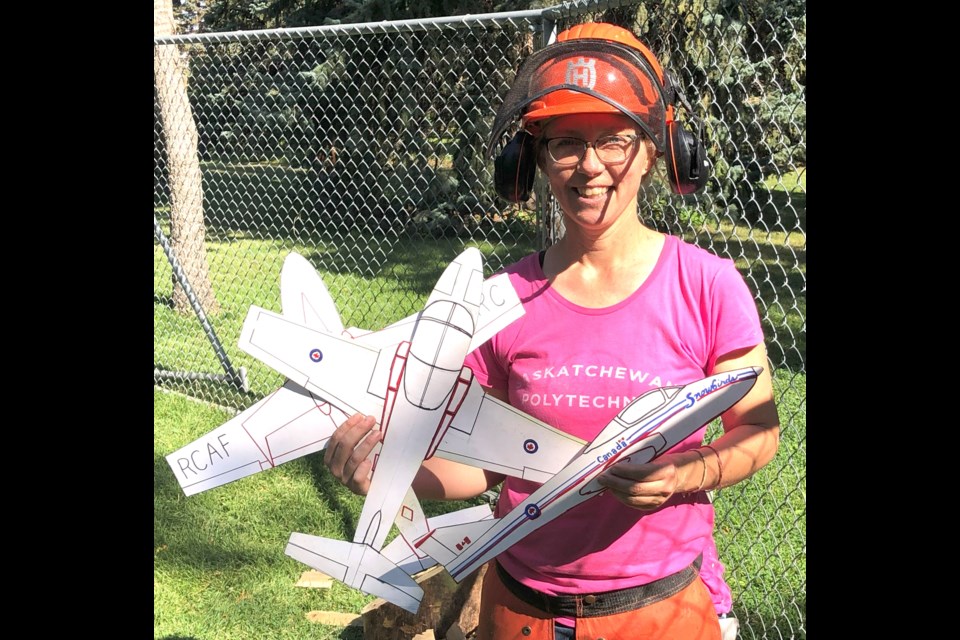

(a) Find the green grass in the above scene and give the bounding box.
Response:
[155,389,372,640]
[156,368,805,639]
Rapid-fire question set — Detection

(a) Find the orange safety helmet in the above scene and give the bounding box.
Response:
[486,22,673,157]
[521,23,667,130]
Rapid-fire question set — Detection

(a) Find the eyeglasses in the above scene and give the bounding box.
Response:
[543,134,640,167]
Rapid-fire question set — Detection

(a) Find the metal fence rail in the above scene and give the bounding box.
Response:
[154,1,805,637]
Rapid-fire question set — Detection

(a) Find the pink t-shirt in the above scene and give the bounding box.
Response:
[464,234,764,596]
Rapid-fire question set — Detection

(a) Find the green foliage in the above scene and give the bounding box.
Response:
[406,200,538,241]
[172,2,545,235]
[184,1,544,33]
[677,204,708,228]
[410,208,464,238]
[592,0,806,221]
[174,0,805,229]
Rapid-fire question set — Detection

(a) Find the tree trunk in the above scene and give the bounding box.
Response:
[154,0,219,315]
[360,563,487,640]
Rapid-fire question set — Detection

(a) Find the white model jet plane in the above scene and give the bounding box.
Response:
[164,252,534,497]
[201,247,589,612]
[164,251,504,595]
[414,366,762,583]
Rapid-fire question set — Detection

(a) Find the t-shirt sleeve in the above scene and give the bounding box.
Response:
[708,262,766,372]
[464,334,509,391]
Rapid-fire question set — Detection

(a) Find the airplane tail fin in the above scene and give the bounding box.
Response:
[414,518,499,572]
[286,532,424,614]
[280,252,345,334]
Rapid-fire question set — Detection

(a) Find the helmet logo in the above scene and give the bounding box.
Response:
[565,57,597,89]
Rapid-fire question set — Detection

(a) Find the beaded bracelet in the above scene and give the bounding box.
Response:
[703,444,723,490]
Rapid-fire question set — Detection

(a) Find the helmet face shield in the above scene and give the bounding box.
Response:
[487,40,670,158]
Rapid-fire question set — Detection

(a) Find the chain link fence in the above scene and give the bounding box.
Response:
[155,1,805,637]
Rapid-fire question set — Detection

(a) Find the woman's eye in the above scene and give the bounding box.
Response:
[599,136,627,148]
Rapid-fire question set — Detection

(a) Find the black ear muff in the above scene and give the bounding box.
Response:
[494,130,537,203]
[665,120,709,195]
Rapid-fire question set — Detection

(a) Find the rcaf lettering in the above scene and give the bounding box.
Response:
[480,283,506,312]
[175,434,231,478]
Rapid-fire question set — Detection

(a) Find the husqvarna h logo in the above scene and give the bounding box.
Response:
[566,57,597,88]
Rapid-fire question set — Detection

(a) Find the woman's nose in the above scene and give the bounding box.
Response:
[577,145,605,174]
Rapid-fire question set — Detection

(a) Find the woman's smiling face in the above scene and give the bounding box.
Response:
[538,112,654,230]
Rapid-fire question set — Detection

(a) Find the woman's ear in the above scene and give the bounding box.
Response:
[638,142,661,187]
[640,139,659,181]
[645,139,659,173]
[536,142,548,172]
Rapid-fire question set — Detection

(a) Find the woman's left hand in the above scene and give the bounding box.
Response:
[596,455,684,511]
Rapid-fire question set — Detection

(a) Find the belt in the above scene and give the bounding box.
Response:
[494,553,703,619]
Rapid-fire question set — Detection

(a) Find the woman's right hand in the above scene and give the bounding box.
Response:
[322,413,383,496]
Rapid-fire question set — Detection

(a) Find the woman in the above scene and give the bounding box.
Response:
[325,23,779,640]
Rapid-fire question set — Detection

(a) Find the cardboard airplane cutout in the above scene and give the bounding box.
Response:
[235,248,587,611]
[274,248,488,609]
[166,248,587,612]
[414,366,762,583]
[162,252,521,583]
[165,252,542,497]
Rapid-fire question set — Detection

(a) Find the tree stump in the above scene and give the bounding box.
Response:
[437,563,487,639]
[360,564,487,640]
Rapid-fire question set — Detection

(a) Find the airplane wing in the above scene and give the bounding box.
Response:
[238,305,390,419]
[165,253,357,497]
[382,499,494,576]
[285,532,426,614]
[165,379,352,497]
[469,271,524,352]
[434,376,587,483]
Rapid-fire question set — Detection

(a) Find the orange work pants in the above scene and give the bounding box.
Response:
[475,562,721,640]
